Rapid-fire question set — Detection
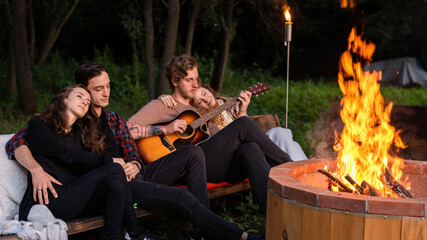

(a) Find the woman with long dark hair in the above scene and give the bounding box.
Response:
[19,84,158,240]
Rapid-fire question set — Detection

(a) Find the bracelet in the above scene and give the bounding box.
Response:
[132,162,141,171]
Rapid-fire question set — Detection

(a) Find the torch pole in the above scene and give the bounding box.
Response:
[285,42,290,129]
[284,20,292,129]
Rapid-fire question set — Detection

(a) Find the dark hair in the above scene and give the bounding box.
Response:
[74,62,108,87]
[36,84,106,153]
[165,54,198,89]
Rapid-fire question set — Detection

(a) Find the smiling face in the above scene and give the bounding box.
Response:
[64,87,91,119]
[193,87,216,109]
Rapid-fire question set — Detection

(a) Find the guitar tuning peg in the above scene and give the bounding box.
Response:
[261,92,264,95]
[256,94,259,97]
[266,91,269,94]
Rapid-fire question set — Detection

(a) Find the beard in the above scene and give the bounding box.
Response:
[183,90,196,100]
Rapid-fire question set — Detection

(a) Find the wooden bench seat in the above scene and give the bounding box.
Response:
[0,114,279,239]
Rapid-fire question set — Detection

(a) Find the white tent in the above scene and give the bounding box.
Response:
[364,57,427,87]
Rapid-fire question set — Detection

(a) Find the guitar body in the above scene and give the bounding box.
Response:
[136,110,210,164]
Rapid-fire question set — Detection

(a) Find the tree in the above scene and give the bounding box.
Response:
[142,0,156,99]
[157,0,180,96]
[35,0,79,65]
[211,0,234,93]
[184,0,202,54]
[4,0,16,95]
[11,0,37,114]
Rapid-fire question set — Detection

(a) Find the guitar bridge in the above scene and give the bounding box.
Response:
[159,135,175,151]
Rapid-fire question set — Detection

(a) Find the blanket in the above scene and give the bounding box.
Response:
[0,134,67,239]
[266,127,307,161]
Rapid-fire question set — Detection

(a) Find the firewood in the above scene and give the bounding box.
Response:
[318,169,353,193]
[383,168,414,199]
[344,175,363,195]
[327,178,348,192]
[360,180,381,196]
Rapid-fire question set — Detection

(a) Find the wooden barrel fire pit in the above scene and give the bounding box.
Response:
[266,158,427,240]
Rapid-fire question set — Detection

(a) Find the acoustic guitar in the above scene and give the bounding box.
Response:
[136,82,270,164]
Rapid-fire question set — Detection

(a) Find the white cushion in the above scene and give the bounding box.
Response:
[0,134,27,221]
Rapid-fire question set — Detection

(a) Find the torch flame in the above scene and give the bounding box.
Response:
[340,0,356,8]
[335,27,409,197]
[284,10,291,22]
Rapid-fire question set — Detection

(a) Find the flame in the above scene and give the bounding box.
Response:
[284,10,291,22]
[340,0,356,8]
[334,27,409,197]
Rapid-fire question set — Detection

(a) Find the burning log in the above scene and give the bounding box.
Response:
[383,168,414,199]
[344,175,364,195]
[326,179,348,192]
[318,166,415,198]
[360,180,381,197]
[318,169,353,193]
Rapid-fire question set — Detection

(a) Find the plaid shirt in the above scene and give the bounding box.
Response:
[5,109,143,167]
[5,128,28,160]
[103,109,143,166]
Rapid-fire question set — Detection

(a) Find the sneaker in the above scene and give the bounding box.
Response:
[189,227,204,240]
[189,236,204,240]
[130,231,167,240]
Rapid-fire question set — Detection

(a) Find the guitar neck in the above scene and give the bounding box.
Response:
[190,98,237,129]
[189,82,270,129]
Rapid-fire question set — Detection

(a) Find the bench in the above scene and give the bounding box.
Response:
[0,114,280,239]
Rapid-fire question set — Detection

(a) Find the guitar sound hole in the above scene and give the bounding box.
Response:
[179,126,194,138]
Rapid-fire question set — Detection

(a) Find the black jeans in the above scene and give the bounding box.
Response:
[139,145,209,208]
[20,162,139,240]
[200,116,292,214]
[130,145,243,239]
[130,180,243,240]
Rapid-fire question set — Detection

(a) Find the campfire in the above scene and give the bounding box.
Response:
[318,27,414,199]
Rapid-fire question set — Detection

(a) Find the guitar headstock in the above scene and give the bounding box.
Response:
[247,82,270,96]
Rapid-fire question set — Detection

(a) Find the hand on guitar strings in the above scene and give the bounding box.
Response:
[164,119,187,134]
[236,90,252,117]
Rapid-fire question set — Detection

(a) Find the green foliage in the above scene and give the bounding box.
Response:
[381,86,427,106]
[92,48,149,119]
[218,192,265,235]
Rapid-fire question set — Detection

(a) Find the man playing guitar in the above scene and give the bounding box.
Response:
[127,54,292,215]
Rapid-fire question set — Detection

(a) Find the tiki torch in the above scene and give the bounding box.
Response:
[284,9,292,128]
